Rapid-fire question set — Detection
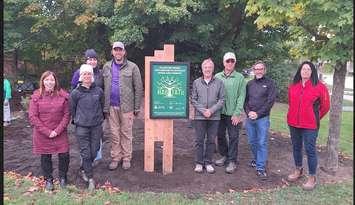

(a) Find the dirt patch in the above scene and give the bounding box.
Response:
[4,111,353,194]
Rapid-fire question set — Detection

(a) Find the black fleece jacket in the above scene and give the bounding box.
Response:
[70,83,104,127]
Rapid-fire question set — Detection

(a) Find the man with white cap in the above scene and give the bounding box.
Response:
[70,64,104,191]
[214,52,246,174]
[102,41,143,171]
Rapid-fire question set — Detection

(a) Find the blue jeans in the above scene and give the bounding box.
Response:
[217,114,241,163]
[194,120,219,165]
[245,116,270,171]
[289,126,318,175]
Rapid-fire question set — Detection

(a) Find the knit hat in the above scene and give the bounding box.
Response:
[79,64,94,83]
[84,49,97,59]
[223,52,236,62]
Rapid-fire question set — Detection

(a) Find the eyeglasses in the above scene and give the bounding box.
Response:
[226,59,235,63]
[113,47,124,52]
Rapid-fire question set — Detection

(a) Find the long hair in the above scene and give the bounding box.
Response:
[293,61,319,86]
[39,71,60,96]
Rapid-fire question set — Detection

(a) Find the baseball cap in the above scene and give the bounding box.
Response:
[223,52,236,62]
[112,41,125,49]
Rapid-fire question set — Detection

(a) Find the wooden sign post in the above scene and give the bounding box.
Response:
[144,44,175,175]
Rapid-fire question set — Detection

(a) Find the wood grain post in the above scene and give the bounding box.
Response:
[144,44,174,174]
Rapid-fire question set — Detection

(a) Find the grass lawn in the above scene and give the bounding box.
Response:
[270,103,354,158]
[4,172,353,205]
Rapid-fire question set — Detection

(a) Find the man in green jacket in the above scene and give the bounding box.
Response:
[214,52,246,174]
[102,41,143,171]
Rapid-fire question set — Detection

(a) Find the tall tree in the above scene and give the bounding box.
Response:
[246,0,353,173]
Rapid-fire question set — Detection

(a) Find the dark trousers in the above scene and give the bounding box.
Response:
[75,124,102,178]
[217,114,241,163]
[41,152,70,181]
[194,120,219,165]
[289,126,319,175]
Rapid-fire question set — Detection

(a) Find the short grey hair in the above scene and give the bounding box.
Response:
[201,58,214,68]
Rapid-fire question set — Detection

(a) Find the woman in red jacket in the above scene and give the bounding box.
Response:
[29,71,70,192]
[286,61,330,191]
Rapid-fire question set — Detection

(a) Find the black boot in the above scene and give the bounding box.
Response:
[88,178,95,192]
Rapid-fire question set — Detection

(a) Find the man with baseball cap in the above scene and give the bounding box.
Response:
[102,41,143,171]
[214,52,246,174]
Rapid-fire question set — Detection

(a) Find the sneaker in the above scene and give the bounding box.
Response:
[80,169,89,182]
[249,160,256,168]
[122,160,131,170]
[108,161,119,170]
[287,167,303,182]
[88,178,95,192]
[256,170,268,180]
[194,164,203,173]
[59,177,67,189]
[205,164,215,174]
[215,156,227,167]
[302,176,317,191]
[225,162,237,174]
[44,179,54,193]
[3,122,11,127]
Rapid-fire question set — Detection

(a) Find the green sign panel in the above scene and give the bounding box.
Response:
[150,62,190,119]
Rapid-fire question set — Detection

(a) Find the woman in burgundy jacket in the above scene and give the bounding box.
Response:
[29,71,70,192]
[286,61,330,191]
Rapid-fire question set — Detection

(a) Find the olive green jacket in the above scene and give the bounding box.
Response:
[102,59,143,113]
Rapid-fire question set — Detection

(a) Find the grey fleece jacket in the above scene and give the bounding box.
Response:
[191,77,225,120]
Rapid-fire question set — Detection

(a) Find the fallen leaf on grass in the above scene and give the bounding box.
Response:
[281,178,289,186]
[104,201,111,205]
[229,188,236,193]
[243,187,263,193]
[99,181,121,194]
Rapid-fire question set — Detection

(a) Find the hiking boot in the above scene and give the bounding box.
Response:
[287,167,303,182]
[225,162,237,174]
[122,160,131,170]
[80,169,89,182]
[249,160,256,168]
[108,161,119,170]
[59,177,67,189]
[3,121,11,127]
[256,170,268,180]
[88,178,95,192]
[194,164,203,173]
[205,164,215,174]
[44,179,54,193]
[215,156,227,167]
[302,176,317,191]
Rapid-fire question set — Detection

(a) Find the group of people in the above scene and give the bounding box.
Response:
[191,53,330,191]
[28,41,142,192]
[16,41,329,193]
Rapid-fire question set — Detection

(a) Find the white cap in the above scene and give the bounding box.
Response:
[112,41,125,49]
[79,64,94,83]
[223,52,236,62]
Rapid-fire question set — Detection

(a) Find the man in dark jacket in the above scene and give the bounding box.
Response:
[244,61,277,180]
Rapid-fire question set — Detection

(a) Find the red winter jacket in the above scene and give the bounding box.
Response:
[287,80,330,129]
[29,89,70,154]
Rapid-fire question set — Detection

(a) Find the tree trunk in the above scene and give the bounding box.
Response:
[325,61,347,173]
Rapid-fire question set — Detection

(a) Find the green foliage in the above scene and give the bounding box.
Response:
[265,62,296,103]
